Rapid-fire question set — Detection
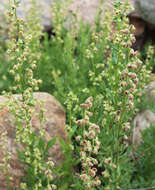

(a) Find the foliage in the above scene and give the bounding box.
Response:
[131,126,155,188]
[0,0,154,189]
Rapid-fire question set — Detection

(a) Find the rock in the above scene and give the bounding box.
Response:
[0,0,113,40]
[132,80,155,149]
[128,0,155,51]
[133,110,155,149]
[134,0,155,25]
[69,0,113,24]
[0,0,51,29]
[0,0,121,42]
[0,0,136,41]
[145,80,155,101]
[127,10,155,51]
[0,92,67,189]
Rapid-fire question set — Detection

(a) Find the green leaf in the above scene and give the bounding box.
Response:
[45,137,56,154]
[38,137,45,152]
[17,150,25,161]
[58,137,67,151]
[15,1,21,7]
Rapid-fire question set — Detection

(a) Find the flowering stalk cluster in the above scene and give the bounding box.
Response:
[145,45,155,72]
[85,0,151,189]
[75,96,101,189]
[0,0,153,189]
[7,1,42,94]
[0,131,12,189]
[4,1,56,189]
[51,0,72,43]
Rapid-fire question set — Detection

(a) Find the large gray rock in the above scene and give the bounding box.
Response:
[146,81,155,101]
[132,81,155,149]
[127,0,155,51]
[133,110,155,149]
[135,0,155,25]
[0,92,67,189]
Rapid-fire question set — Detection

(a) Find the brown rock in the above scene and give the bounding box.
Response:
[0,92,67,189]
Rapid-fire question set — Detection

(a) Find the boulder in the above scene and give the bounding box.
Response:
[127,11,155,51]
[133,110,155,149]
[0,92,67,189]
[146,80,155,101]
[134,0,155,25]
[132,81,155,149]
[128,0,155,51]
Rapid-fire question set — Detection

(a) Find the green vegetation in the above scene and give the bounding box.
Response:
[131,126,155,187]
[0,0,154,189]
